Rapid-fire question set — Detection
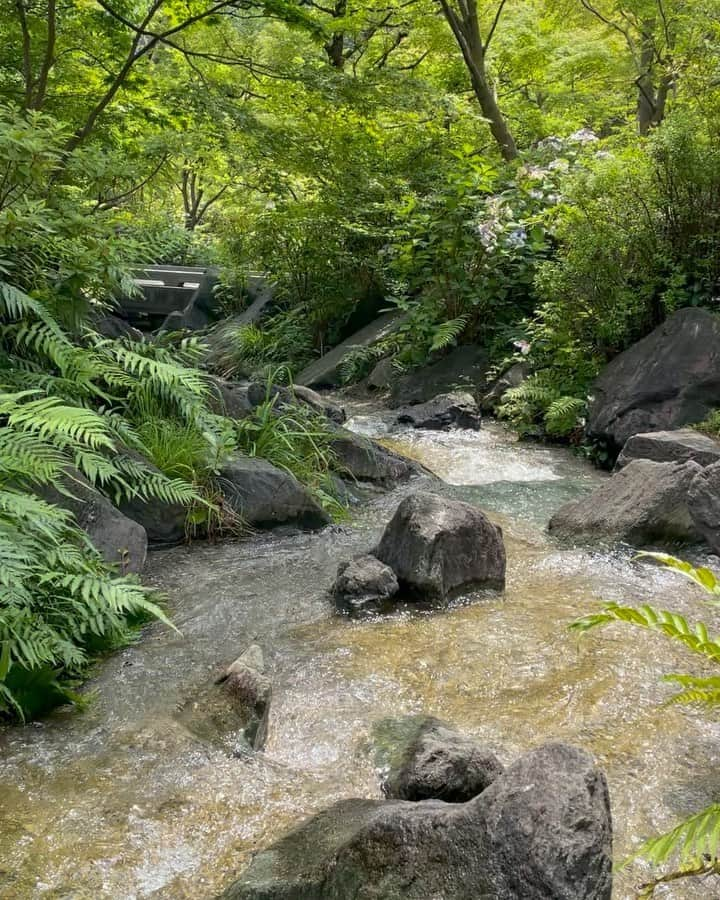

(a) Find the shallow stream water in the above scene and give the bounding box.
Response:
[2,408,720,899]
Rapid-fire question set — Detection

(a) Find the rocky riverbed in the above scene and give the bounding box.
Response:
[1,409,719,898]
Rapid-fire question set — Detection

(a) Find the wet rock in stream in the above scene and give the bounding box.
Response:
[219,742,613,900]
[175,644,271,752]
[331,554,399,614]
[549,458,703,547]
[380,715,505,803]
[373,491,506,601]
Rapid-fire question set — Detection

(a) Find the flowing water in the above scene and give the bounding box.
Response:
[2,408,720,899]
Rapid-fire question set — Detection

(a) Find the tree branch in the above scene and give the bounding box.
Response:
[485,0,509,51]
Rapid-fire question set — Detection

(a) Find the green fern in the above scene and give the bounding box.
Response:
[429,315,468,353]
[544,396,586,436]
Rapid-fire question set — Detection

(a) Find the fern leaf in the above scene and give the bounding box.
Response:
[571,603,720,665]
[627,804,720,869]
[636,552,720,597]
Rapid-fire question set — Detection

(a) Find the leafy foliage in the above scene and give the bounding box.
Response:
[572,554,720,895]
[0,389,177,721]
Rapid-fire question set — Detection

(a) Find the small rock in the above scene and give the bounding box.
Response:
[396,391,481,430]
[331,555,399,613]
[374,491,506,601]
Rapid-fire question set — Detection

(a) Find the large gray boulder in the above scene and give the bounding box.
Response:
[395,391,481,431]
[176,644,272,751]
[549,459,702,546]
[331,554,399,614]
[296,312,406,389]
[383,717,504,803]
[218,456,330,529]
[390,345,490,407]
[374,492,506,600]
[331,429,425,487]
[38,469,147,574]
[616,429,720,470]
[587,308,720,453]
[689,461,720,554]
[219,742,612,900]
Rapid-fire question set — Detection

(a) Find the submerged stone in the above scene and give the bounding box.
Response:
[176,644,271,752]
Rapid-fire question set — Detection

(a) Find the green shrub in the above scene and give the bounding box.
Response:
[535,112,720,362]
[223,198,387,355]
[695,410,720,438]
[384,150,561,368]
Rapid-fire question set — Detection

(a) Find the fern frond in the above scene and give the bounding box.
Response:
[662,674,720,706]
[429,315,468,352]
[636,552,720,597]
[627,803,720,869]
[544,395,585,435]
[571,603,720,665]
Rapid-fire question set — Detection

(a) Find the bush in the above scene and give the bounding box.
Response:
[234,376,346,518]
[384,150,560,367]
[536,112,720,360]
[496,112,720,441]
[222,198,387,356]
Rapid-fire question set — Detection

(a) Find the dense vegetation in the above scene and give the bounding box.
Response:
[1,0,720,888]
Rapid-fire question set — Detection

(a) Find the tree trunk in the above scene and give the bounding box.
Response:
[324,0,347,69]
[439,1,518,161]
[637,22,657,135]
[468,64,518,161]
[325,32,345,69]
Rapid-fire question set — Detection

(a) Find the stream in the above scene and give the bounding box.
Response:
[2,406,720,899]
